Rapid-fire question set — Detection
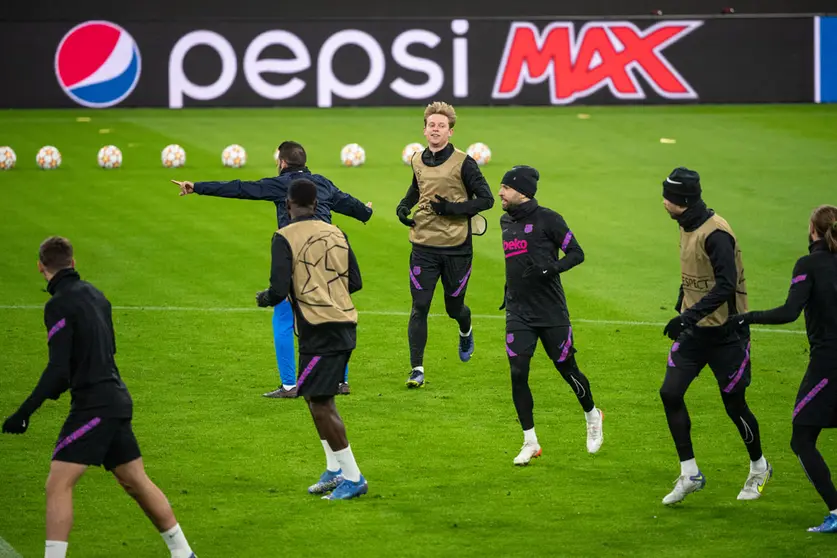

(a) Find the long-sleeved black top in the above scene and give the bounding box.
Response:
[500,199,585,327]
[743,239,837,354]
[15,268,132,420]
[673,202,740,332]
[263,216,363,354]
[396,143,494,255]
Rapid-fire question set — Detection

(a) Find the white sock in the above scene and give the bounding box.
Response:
[831,509,837,516]
[459,327,472,337]
[412,366,424,373]
[321,439,340,472]
[681,458,699,477]
[523,427,538,446]
[161,524,193,558]
[750,456,768,474]
[45,541,68,558]
[334,445,362,482]
[584,407,600,423]
[282,384,296,390]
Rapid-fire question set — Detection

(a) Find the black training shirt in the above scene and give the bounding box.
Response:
[16,269,132,419]
[501,199,585,327]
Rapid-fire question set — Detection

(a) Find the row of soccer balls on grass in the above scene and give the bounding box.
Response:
[0,142,493,171]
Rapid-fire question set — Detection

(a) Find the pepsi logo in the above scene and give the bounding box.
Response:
[55,21,141,108]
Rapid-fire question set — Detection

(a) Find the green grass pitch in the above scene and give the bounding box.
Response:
[1,104,836,557]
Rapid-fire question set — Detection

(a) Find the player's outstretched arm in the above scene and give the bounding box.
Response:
[172,177,283,201]
[2,304,72,434]
[256,233,293,308]
[731,257,812,326]
[329,181,373,224]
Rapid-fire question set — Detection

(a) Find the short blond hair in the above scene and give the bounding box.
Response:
[424,101,456,128]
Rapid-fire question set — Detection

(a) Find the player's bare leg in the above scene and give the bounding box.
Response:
[45,460,87,556]
[307,397,367,500]
[306,398,345,494]
[112,458,195,557]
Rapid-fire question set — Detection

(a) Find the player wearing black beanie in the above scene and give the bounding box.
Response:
[498,165,604,466]
[658,166,771,506]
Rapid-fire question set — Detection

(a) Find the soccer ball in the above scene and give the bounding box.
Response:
[97,145,122,169]
[401,142,424,165]
[36,146,62,170]
[222,144,247,168]
[161,144,186,168]
[467,142,491,166]
[340,143,366,167]
[0,146,16,170]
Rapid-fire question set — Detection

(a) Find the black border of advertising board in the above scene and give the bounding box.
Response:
[0,16,815,109]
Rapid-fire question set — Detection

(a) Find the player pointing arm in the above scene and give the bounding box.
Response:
[171,141,371,398]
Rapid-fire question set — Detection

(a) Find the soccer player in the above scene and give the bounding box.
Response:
[658,167,770,505]
[1,237,196,558]
[729,205,837,533]
[497,166,604,465]
[255,178,367,500]
[395,101,494,388]
[172,141,372,398]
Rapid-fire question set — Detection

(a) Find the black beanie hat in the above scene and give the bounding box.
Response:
[662,167,702,207]
[502,165,539,198]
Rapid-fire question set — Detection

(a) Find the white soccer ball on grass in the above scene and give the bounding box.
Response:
[466,142,492,166]
[222,144,247,168]
[340,143,366,167]
[161,144,186,168]
[401,142,424,165]
[36,146,62,170]
[97,145,122,169]
[0,146,16,170]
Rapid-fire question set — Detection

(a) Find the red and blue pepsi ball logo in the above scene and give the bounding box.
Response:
[54,21,141,108]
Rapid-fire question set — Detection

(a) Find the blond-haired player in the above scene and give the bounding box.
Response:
[395,101,494,388]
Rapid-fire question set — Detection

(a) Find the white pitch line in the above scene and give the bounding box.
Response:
[0,536,23,558]
[0,304,806,335]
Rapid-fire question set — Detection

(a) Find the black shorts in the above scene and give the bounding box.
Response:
[665,331,751,394]
[793,355,837,427]
[505,322,576,363]
[297,352,352,398]
[53,416,141,471]
[409,249,473,299]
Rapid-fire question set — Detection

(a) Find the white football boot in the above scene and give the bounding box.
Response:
[737,462,773,500]
[662,471,707,505]
[586,409,604,453]
[513,443,542,466]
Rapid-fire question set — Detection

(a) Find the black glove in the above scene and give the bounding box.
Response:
[2,410,30,434]
[429,195,453,216]
[396,205,415,227]
[727,313,752,326]
[522,262,560,280]
[663,315,687,340]
[256,289,272,308]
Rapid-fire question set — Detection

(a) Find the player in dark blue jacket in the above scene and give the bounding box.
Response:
[172,141,372,398]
